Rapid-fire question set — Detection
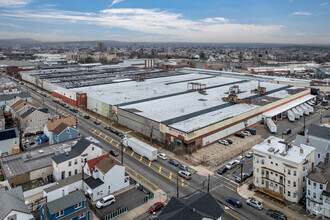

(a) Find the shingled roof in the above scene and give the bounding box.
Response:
[95,157,121,174]
[46,116,75,131]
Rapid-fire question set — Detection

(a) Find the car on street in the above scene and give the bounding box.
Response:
[157,153,167,160]
[217,166,227,175]
[179,164,188,171]
[96,195,115,209]
[226,197,242,208]
[110,149,119,157]
[110,129,117,133]
[178,170,192,180]
[246,199,263,210]
[21,139,28,144]
[241,131,251,136]
[104,125,111,130]
[266,210,287,220]
[218,139,229,146]
[82,114,90,119]
[117,132,125,138]
[235,133,245,138]
[69,108,78,113]
[325,105,330,110]
[148,202,164,213]
[168,159,179,166]
[246,169,253,178]
[226,161,237,170]
[235,156,244,164]
[245,152,253,158]
[235,173,248,183]
[282,128,291,135]
[226,139,233,144]
[63,104,69,108]
[94,121,100,125]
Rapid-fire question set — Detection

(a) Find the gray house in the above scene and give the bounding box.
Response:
[0,128,19,156]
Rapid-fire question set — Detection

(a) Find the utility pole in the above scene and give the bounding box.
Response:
[240,149,243,184]
[177,174,179,197]
[121,140,124,165]
[207,174,210,192]
[303,114,306,134]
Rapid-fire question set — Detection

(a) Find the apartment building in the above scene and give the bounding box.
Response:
[252,136,315,203]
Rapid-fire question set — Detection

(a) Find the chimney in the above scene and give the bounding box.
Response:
[268,139,271,144]
[300,148,304,154]
[66,151,69,156]
[312,162,314,172]
[82,169,84,179]
[306,138,309,143]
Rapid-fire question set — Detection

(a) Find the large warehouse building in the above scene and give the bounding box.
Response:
[21,65,314,151]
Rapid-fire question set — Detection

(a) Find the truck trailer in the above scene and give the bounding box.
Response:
[287,110,295,122]
[123,136,158,161]
[266,118,277,133]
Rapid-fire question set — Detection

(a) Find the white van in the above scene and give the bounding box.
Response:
[96,195,116,208]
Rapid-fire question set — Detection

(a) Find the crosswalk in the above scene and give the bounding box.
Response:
[211,174,239,192]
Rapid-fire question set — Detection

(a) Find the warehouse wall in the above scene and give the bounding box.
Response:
[87,96,103,115]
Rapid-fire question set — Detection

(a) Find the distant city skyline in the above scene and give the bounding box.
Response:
[0,0,329,44]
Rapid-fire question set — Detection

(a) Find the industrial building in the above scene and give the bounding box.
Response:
[20,65,315,151]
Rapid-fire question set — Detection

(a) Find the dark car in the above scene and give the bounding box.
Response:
[24,132,34,137]
[246,169,253,178]
[110,149,119,157]
[84,115,90,119]
[217,166,227,175]
[235,133,245,138]
[35,131,44,135]
[117,132,125,138]
[245,128,256,135]
[226,139,233,144]
[266,210,287,220]
[69,108,78,113]
[29,141,35,146]
[149,202,164,213]
[282,128,291,135]
[94,121,100,125]
[226,197,242,208]
[110,129,117,133]
[168,159,179,166]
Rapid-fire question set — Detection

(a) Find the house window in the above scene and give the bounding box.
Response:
[308,190,310,196]
[293,171,296,176]
[68,161,71,166]
[92,146,94,151]
[7,214,17,220]
[276,163,278,166]
[56,210,64,218]
[308,180,311,185]
[293,182,296,187]
[271,162,273,164]
[313,192,316,199]
[261,159,264,165]
[288,169,291,175]
[74,159,78,165]
[75,202,82,209]
[288,191,291,197]
[269,156,271,159]
[68,171,71,176]
[314,182,316,188]
[67,128,70,133]
[108,185,110,189]
[75,169,78,175]
[81,158,84,163]
[318,154,320,158]
[320,195,323,201]
[320,184,323,190]
[287,180,291,186]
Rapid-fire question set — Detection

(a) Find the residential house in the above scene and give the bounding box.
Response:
[0,186,34,220]
[294,124,330,165]
[39,190,89,220]
[0,110,5,130]
[0,128,19,156]
[157,192,224,220]
[52,138,103,181]
[44,117,78,145]
[83,154,110,176]
[0,83,31,108]
[306,162,330,218]
[83,157,129,201]
[252,136,315,203]
[20,107,49,134]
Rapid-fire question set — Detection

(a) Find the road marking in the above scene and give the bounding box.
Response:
[224,210,240,220]
[116,143,119,147]
[104,136,108,140]
[110,139,113,143]
[98,132,102,137]
[131,152,134,156]
[213,174,239,186]
[139,156,142,161]
[159,167,161,173]
[169,172,172,180]
[148,161,151,167]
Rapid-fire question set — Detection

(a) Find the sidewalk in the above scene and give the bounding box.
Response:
[237,181,314,220]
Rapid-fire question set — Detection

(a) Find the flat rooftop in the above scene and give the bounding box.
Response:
[252,136,315,165]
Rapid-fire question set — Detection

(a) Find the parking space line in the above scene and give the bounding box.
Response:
[159,167,161,173]
[131,152,134,156]
[98,132,102,137]
[103,136,108,140]
[169,172,172,179]
[139,156,142,161]
[148,161,151,167]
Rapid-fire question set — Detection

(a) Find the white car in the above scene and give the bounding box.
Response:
[226,160,237,169]
[218,140,229,146]
[96,195,115,208]
[241,131,251,136]
[246,199,263,210]
[157,153,167,160]
[21,139,28,144]
[235,156,244,164]
[245,152,253,158]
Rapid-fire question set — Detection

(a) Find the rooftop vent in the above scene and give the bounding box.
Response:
[280,151,287,157]
[300,148,304,154]
[66,151,69,156]
[267,139,271,144]
[268,147,275,152]
[38,150,44,154]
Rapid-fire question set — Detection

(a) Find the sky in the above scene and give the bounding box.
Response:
[0,0,329,44]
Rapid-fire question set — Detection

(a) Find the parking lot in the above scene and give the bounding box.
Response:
[21,131,47,149]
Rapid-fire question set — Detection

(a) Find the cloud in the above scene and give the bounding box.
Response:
[291,11,312,15]
[108,0,124,8]
[0,0,31,8]
[0,22,22,28]
[320,2,328,6]
[203,17,229,23]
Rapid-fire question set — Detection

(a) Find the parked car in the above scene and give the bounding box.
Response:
[63,104,69,108]
[246,199,263,210]
[94,120,100,125]
[178,170,192,180]
[245,152,253,158]
[35,131,44,135]
[21,139,28,144]
[266,210,287,220]
[69,108,78,113]
[117,132,125,138]
[110,129,117,133]
[110,149,119,157]
[83,115,90,119]
[179,164,188,171]
[241,131,251,136]
[226,139,233,144]
[235,173,248,183]
[96,195,115,208]
[217,166,227,175]
[29,141,35,146]
[235,133,245,138]
[24,132,34,137]
[325,105,330,110]
[158,153,167,160]
[149,202,164,213]
[282,128,291,135]
[245,128,256,135]
[104,126,111,130]
[218,139,229,146]
[235,156,244,164]
[226,161,237,170]
[246,169,253,178]
[168,159,179,166]
[226,197,242,208]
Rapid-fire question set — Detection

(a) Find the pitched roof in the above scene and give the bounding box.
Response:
[46,117,76,131]
[20,107,36,118]
[52,138,96,164]
[84,176,104,189]
[10,98,25,110]
[308,124,330,141]
[294,135,329,154]
[46,190,86,214]
[52,122,70,135]
[0,128,18,141]
[86,154,110,174]
[0,186,29,219]
[157,193,224,220]
[95,157,121,174]
[307,162,330,184]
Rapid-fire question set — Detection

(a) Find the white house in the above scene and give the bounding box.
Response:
[52,138,103,181]
[83,157,129,201]
[253,136,315,203]
[0,128,19,156]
